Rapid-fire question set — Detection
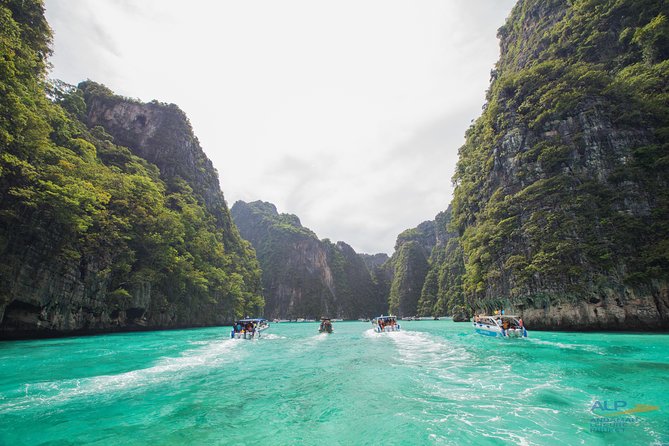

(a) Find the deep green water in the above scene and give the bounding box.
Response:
[1,321,668,445]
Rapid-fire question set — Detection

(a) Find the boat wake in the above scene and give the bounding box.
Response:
[302,332,330,347]
[386,330,587,445]
[0,339,241,414]
[527,338,604,354]
[362,328,378,338]
[389,330,472,368]
[258,333,285,340]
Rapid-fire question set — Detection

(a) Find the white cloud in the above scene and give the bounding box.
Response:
[45,0,515,254]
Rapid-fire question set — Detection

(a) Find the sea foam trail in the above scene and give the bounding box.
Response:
[388,329,472,367]
[527,338,604,354]
[286,332,328,354]
[387,330,589,446]
[0,339,240,413]
[258,333,286,340]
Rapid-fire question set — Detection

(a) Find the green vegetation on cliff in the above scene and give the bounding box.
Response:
[388,209,465,318]
[416,211,467,319]
[0,0,262,337]
[450,0,669,326]
[388,241,429,317]
[231,200,388,319]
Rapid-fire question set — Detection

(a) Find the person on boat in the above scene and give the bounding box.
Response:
[519,318,524,328]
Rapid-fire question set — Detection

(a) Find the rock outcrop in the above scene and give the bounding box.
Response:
[231,200,388,319]
[384,0,669,330]
[388,207,464,318]
[447,0,669,329]
[0,2,262,339]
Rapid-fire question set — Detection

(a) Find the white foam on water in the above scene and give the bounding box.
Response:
[517,380,561,399]
[293,332,329,350]
[258,333,286,340]
[387,329,586,445]
[528,338,604,354]
[388,330,485,398]
[362,328,380,338]
[389,330,472,368]
[314,332,329,341]
[0,338,241,413]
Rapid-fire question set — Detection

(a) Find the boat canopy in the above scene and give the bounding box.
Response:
[374,315,397,321]
[236,318,268,323]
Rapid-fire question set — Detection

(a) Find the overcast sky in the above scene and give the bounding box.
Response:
[44,0,515,255]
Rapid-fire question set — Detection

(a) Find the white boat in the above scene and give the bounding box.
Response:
[231,318,270,339]
[372,315,401,333]
[473,315,527,338]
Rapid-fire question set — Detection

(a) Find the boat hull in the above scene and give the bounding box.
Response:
[374,325,401,333]
[473,323,527,338]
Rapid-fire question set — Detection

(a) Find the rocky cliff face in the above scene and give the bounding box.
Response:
[81,82,233,233]
[0,5,262,339]
[388,207,463,318]
[449,0,669,329]
[231,200,387,319]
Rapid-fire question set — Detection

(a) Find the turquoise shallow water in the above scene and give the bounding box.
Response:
[1,321,668,445]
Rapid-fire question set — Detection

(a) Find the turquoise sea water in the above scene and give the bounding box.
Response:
[1,320,668,445]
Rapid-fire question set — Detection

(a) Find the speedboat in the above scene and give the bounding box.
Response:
[372,315,401,333]
[472,315,527,338]
[231,318,270,339]
[318,318,333,333]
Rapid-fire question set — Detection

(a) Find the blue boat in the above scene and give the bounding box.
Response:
[473,315,528,338]
[231,318,270,339]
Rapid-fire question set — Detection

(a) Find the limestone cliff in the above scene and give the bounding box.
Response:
[388,207,463,318]
[81,82,231,232]
[0,3,262,339]
[449,0,669,329]
[231,200,387,319]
